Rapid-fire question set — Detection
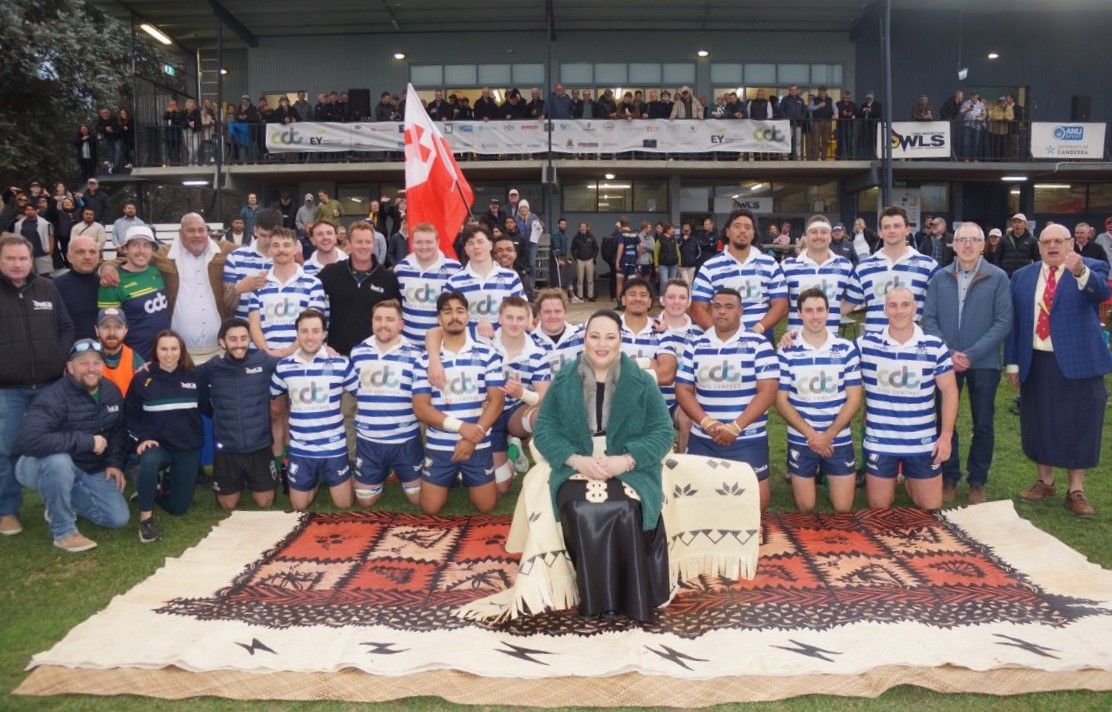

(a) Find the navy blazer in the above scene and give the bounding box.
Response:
[1004,258,1112,382]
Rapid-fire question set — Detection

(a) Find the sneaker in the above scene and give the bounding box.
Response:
[570,295,584,304]
[0,515,21,536]
[968,486,986,505]
[942,481,957,504]
[509,436,530,473]
[588,297,597,302]
[1018,480,1057,503]
[129,491,139,503]
[139,518,161,543]
[54,533,97,553]
[1065,490,1095,518]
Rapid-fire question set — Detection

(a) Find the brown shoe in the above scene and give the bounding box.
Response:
[942,481,957,504]
[0,514,21,536]
[53,533,98,553]
[1065,490,1096,518]
[968,486,986,505]
[1018,480,1056,503]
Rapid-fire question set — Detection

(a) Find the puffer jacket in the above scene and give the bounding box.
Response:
[16,375,127,472]
[195,350,277,454]
[0,273,74,388]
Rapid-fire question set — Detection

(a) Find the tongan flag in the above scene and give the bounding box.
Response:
[404,83,473,259]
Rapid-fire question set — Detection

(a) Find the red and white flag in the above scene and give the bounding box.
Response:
[404,83,473,259]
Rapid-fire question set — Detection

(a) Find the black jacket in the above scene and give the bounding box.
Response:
[79,189,111,223]
[318,258,402,355]
[125,365,204,451]
[0,273,74,388]
[16,375,127,472]
[1000,229,1038,276]
[196,350,277,454]
[571,231,599,262]
[53,269,99,341]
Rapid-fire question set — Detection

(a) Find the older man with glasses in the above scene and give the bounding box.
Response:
[923,223,1012,505]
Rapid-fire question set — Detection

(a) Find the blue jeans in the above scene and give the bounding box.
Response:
[657,264,678,296]
[962,127,983,159]
[941,368,1000,487]
[0,388,33,518]
[137,447,200,515]
[15,454,129,540]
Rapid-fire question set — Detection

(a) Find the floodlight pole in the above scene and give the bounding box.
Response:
[881,0,894,207]
[215,20,224,223]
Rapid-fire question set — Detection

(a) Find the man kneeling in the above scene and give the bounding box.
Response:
[15,339,129,552]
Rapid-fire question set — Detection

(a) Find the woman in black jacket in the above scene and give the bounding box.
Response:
[124,330,203,543]
[74,124,97,181]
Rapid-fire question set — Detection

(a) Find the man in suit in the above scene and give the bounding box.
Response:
[1005,224,1112,517]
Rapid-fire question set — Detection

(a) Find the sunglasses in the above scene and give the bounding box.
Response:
[69,339,104,358]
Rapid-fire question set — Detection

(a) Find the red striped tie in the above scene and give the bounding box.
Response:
[1036,265,1058,341]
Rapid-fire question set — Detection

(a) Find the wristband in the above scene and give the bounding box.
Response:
[724,422,741,436]
[442,416,463,433]
[752,323,766,334]
[624,454,637,472]
[520,389,540,407]
[699,416,718,431]
[634,356,652,370]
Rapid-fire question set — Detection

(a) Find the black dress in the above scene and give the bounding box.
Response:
[555,381,670,622]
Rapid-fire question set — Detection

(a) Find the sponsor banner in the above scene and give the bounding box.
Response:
[877,122,951,159]
[713,196,773,214]
[267,120,792,155]
[1030,122,1107,159]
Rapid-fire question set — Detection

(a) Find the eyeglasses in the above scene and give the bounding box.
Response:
[1038,238,1072,246]
[953,238,983,244]
[69,339,104,357]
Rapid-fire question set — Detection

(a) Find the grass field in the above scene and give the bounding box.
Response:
[2,374,1111,711]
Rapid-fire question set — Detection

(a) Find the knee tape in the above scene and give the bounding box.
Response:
[355,485,382,500]
[403,483,422,496]
[495,462,514,484]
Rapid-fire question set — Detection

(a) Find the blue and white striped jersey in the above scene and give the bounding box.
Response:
[223,245,273,319]
[845,247,938,333]
[777,334,861,446]
[491,330,552,411]
[245,267,328,349]
[270,350,351,459]
[346,338,422,444]
[395,253,463,345]
[413,337,505,452]
[619,315,676,362]
[691,249,788,330]
[658,316,702,411]
[302,248,347,278]
[445,264,525,326]
[781,252,855,332]
[676,328,779,442]
[858,326,952,456]
[534,322,584,375]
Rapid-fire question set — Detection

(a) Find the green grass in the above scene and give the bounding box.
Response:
[2,375,1112,711]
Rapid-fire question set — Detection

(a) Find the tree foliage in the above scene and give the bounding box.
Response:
[0,0,169,187]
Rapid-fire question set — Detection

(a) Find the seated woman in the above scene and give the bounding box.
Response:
[532,309,674,621]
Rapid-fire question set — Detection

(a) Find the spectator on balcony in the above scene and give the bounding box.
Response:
[1006,94,1025,159]
[910,94,933,121]
[500,89,528,120]
[669,86,702,120]
[959,91,986,160]
[426,89,451,122]
[579,89,597,119]
[986,96,1013,160]
[526,88,545,119]
[199,99,217,164]
[809,86,834,160]
[618,92,638,120]
[835,90,857,159]
[181,99,202,166]
[313,93,331,122]
[596,89,618,119]
[233,96,259,162]
[856,90,882,159]
[337,91,352,122]
[545,83,574,120]
[723,92,747,119]
[777,85,805,159]
[374,92,396,122]
[95,107,121,172]
[940,90,963,122]
[292,90,310,123]
[239,194,262,239]
[472,88,496,122]
[163,99,185,166]
[453,95,473,120]
[745,89,772,120]
[274,96,300,126]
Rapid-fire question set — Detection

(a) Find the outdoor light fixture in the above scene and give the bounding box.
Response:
[987,52,1000,60]
[219,68,228,75]
[394,52,406,60]
[182,180,209,186]
[140,23,173,46]
[697,50,709,58]
[1001,176,1028,182]
[604,173,615,180]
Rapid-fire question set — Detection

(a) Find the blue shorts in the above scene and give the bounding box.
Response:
[490,403,526,453]
[787,442,857,479]
[354,437,424,486]
[423,447,495,488]
[286,453,351,492]
[865,451,940,480]
[620,262,639,277]
[687,435,770,481]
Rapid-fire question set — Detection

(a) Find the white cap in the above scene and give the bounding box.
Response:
[123,225,158,244]
[1011,213,1028,222]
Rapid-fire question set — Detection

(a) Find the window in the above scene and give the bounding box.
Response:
[919,183,951,213]
[513,64,545,86]
[777,64,810,85]
[662,63,695,85]
[1088,183,1112,212]
[858,187,879,214]
[562,179,663,212]
[561,63,593,85]
[710,64,742,85]
[444,65,477,86]
[745,64,776,84]
[563,181,597,212]
[410,65,443,87]
[1033,183,1085,214]
[478,64,511,86]
[629,63,662,84]
[337,185,371,217]
[595,63,627,84]
[633,180,668,212]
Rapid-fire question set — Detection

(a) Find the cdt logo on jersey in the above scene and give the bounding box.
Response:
[793,369,840,399]
[800,278,838,302]
[441,370,480,404]
[144,293,168,314]
[360,365,400,390]
[405,283,438,305]
[875,364,919,393]
[697,360,743,388]
[872,275,906,300]
[291,380,331,407]
[470,294,499,317]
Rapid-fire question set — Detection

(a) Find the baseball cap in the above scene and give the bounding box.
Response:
[1011,213,1028,222]
[123,225,158,245]
[304,193,313,201]
[833,223,845,231]
[508,188,519,197]
[490,198,500,204]
[68,338,104,361]
[988,228,1003,237]
[97,306,127,326]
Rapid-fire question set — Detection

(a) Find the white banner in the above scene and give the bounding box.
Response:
[877,122,951,159]
[1030,122,1107,159]
[266,119,792,155]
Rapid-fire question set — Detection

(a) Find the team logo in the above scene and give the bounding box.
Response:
[360,365,400,389]
[793,370,841,395]
[404,283,439,304]
[144,293,168,314]
[876,365,920,389]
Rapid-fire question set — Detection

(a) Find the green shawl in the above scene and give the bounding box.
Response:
[533,353,674,529]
